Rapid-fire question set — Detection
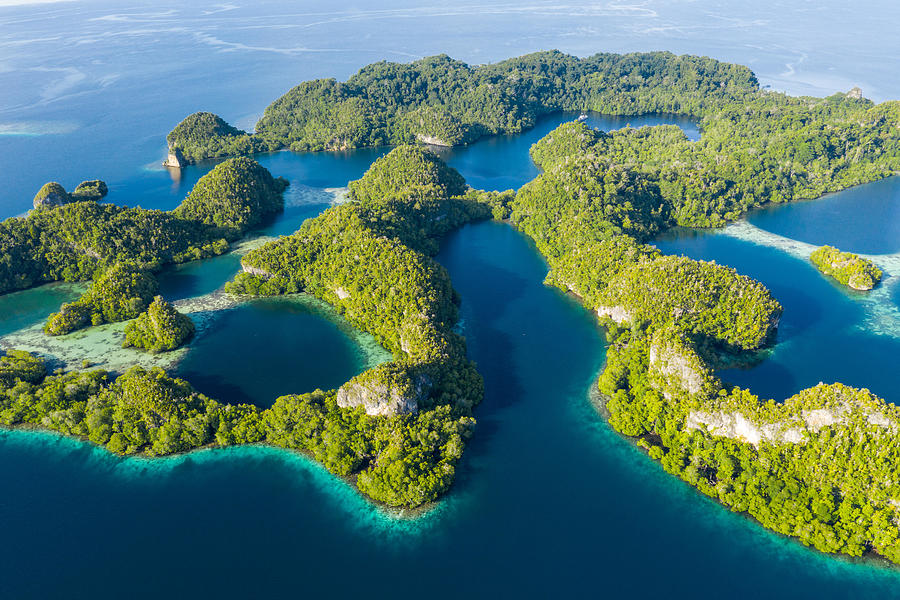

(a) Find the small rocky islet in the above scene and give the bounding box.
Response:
[3,51,900,562]
[810,245,883,290]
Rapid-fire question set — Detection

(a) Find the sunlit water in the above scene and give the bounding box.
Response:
[3,1,900,597]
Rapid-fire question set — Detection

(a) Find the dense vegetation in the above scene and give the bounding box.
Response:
[0,353,255,456]
[528,93,900,227]
[0,200,227,295]
[0,349,474,506]
[122,296,195,353]
[32,182,68,209]
[223,147,498,505]
[598,333,900,563]
[0,157,285,343]
[44,262,159,335]
[32,179,108,209]
[810,245,882,290]
[170,51,759,155]
[174,157,288,237]
[166,112,269,163]
[71,180,108,202]
[508,105,900,563]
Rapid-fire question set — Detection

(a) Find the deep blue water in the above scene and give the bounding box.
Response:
[3,221,899,600]
[4,1,900,597]
[748,176,900,255]
[655,227,900,403]
[175,296,374,407]
[435,111,699,191]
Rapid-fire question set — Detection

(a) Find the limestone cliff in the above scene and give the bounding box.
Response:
[164,148,186,168]
[648,331,719,399]
[32,182,69,210]
[336,363,429,416]
[242,264,273,279]
[686,382,899,447]
[416,133,451,147]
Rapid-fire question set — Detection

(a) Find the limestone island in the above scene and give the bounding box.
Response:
[5,50,900,552]
[810,245,882,290]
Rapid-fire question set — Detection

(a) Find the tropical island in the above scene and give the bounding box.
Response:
[2,50,900,557]
[810,245,882,290]
[0,147,500,508]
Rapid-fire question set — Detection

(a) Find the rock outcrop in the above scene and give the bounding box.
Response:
[164,148,186,168]
[848,273,876,291]
[336,363,429,416]
[686,383,900,447]
[686,410,805,446]
[416,133,451,147]
[648,332,717,399]
[242,264,273,280]
[32,182,69,210]
[597,305,632,324]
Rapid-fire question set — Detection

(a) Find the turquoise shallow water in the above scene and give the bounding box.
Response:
[0,283,84,338]
[3,109,900,598]
[2,221,900,599]
[4,1,900,596]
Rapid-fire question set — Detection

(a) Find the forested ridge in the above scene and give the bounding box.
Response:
[224,147,506,506]
[508,109,900,563]
[167,48,900,230]
[7,50,900,533]
[168,50,758,158]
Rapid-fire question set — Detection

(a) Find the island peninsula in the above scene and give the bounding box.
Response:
[3,51,900,560]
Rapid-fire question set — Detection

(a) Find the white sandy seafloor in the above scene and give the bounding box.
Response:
[284,182,350,206]
[0,231,390,376]
[722,221,900,338]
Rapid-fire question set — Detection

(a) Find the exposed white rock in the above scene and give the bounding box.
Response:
[802,408,841,431]
[416,133,451,147]
[334,287,351,300]
[686,411,805,447]
[597,305,632,324]
[649,342,704,396]
[848,273,875,291]
[242,264,273,279]
[336,369,428,417]
[164,148,186,168]
[867,411,896,430]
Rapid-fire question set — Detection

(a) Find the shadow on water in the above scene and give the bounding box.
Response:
[719,359,799,402]
[174,371,258,406]
[176,297,377,408]
[452,257,530,412]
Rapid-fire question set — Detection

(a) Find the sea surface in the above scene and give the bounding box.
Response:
[2,1,900,598]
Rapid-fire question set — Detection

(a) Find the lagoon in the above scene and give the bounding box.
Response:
[3,1,900,597]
